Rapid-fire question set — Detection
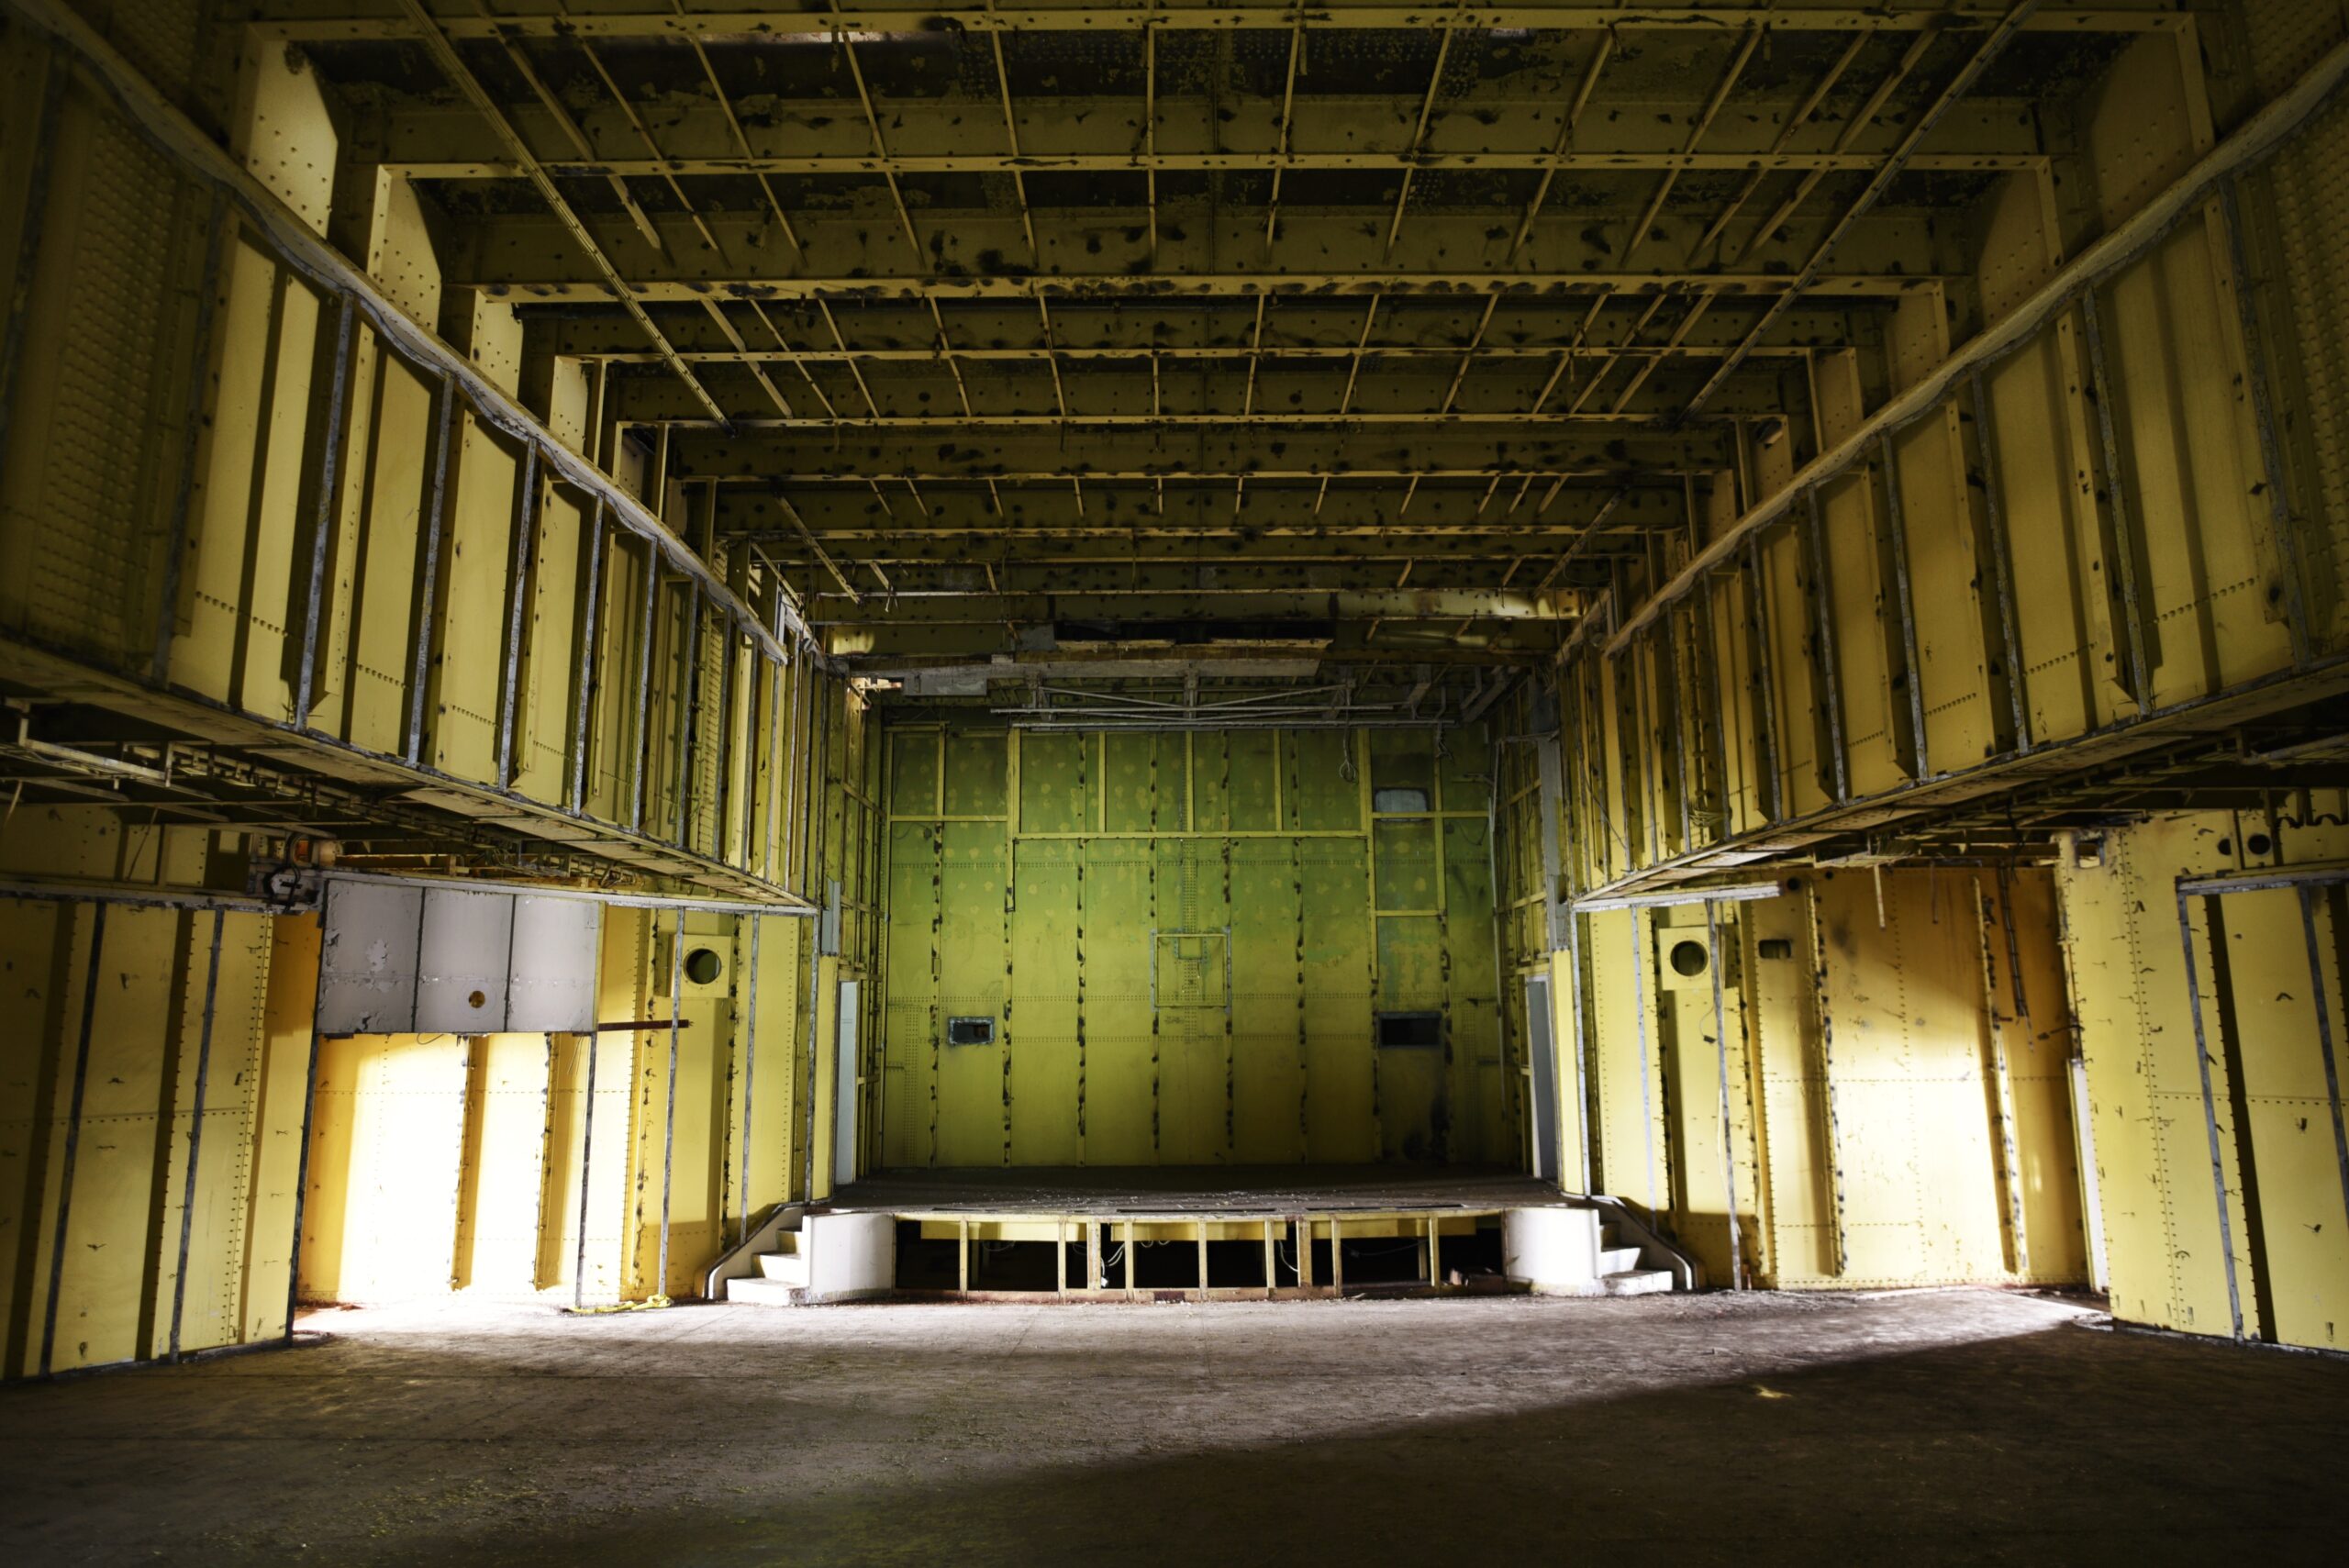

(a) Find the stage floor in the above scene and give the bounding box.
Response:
[824,1164,1567,1217]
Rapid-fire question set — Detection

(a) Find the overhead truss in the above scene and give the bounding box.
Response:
[247,0,2159,658]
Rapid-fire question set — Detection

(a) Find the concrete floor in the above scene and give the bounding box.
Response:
[4,1290,2344,1566]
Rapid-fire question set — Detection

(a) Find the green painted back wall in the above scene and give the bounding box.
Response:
[877,725,1516,1168]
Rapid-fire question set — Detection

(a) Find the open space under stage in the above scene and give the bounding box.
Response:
[808,1166,1586,1301]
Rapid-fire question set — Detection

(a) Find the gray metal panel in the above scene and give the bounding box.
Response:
[834,979,861,1190]
[416,887,514,1033]
[1534,723,1569,950]
[1525,973,1559,1185]
[818,878,843,957]
[507,895,602,1032]
[317,881,423,1035]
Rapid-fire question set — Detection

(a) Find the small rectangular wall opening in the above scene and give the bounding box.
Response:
[946,1016,995,1047]
[1374,1011,1442,1049]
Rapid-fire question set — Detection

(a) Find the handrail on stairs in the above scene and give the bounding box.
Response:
[703,1203,807,1301]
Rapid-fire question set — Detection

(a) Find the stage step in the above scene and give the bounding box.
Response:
[721,1212,893,1305]
[727,1275,806,1306]
[733,1235,809,1299]
[754,1253,808,1284]
[1602,1268,1675,1297]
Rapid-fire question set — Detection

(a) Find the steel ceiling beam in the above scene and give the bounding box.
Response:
[524,300,1876,355]
[596,358,1791,424]
[253,7,2185,41]
[590,361,1790,433]
[490,272,1939,304]
[1510,18,1613,256]
[1684,0,2042,414]
[746,536,1655,563]
[361,87,2047,168]
[829,622,1564,657]
[651,410,1717,429]
[562,343,1823,365]
[461,17,664,250]
[805,587,1582,624]
[685,463,1700,483]
[224,1,2171,666]
[447,208,1943,291]
[662,423,1724,478]
[832,24,925,259]
[1688,29,1869,256]
[390,0,729,422]
[807,561,1587,594]
[712,483,1682,536]
[388,150,2046,179]
[666,2,804,248]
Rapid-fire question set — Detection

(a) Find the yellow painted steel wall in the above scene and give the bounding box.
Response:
[1,810,319,1376]
[0,5,217,673]
[1565,872,2087,1291]
[1581,907,1671,1218]
[0,889,315,1374]
[1515,7,2344,1313]
[301,1030,571,1302]
[1490,684,1547,1164]
[2232,3,2349,638]
[300,1033,467,1302]
[0,27,810,906]
[0,12,885,1346]
[1792,869,2084,1287]
[292,683,879,1307]
[454,1032,562,1292]
[2057,806,2349,1351]
[291,908,832,1308]
[1554,23,2344,905]
[1,682,870,1351]
[879,724,1507,1169]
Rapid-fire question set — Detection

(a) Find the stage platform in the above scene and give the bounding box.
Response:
[790,1166,1586,1300]
[822,1164,1568,1219]
[716,1166,1688,1303]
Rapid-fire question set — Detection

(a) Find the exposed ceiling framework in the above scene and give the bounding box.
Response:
[262,0,2154,670]
[0,701,714,886]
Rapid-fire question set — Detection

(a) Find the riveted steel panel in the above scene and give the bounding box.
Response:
[317,881,424,1036]
[507,895,601,1032]
[416,887,513,1034]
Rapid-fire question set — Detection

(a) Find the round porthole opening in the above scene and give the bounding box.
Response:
[684,946,723,985]
[1669,940,1710,978]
